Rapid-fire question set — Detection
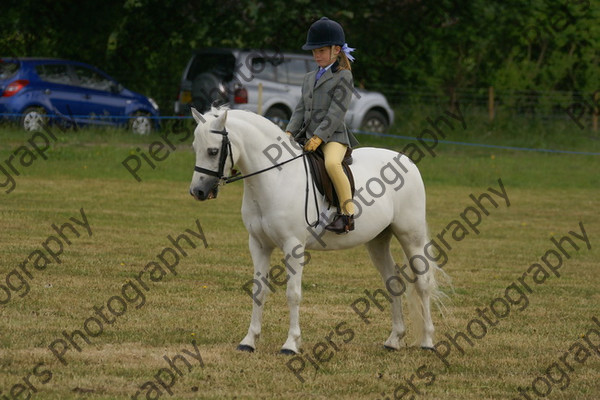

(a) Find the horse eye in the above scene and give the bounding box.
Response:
[207,148,219,156]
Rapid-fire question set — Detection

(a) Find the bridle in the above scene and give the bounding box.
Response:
[193,127,305,184]
[192,127,320,226]
[193,128,237,181]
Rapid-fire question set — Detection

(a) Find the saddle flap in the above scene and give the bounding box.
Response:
[306,149,355,212]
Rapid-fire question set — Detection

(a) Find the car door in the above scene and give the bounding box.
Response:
[71,64,127,126]
[34,63,89,121]
[248,56,280,106]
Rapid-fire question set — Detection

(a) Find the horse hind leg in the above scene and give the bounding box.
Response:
[365,229,407,350]
[393,225,439,349]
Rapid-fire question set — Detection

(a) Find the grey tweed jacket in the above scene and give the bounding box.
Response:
[286,62,359,148]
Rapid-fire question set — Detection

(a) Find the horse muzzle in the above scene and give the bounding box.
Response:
[190,182,220,201]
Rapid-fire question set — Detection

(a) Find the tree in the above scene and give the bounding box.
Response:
[2,0,598,115]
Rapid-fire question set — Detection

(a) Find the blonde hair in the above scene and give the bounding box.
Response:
[332,46,352,71]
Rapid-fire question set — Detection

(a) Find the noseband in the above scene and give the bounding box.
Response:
[193,128,238,182]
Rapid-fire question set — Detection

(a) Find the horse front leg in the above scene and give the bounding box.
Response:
[280,241,307,355]
[238,235,274,352]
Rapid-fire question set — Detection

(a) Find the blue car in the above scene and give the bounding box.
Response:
[0,58,159,134]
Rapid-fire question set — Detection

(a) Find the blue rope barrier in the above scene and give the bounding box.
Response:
[1,113,597,156]
[0,113,185,120]
[351,129,600,156]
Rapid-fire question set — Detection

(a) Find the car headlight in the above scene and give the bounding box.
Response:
[149,97,159,111]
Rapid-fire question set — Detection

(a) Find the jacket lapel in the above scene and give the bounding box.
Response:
[314,70,331,90]
[307,70,317,101]
[313,60,339,90]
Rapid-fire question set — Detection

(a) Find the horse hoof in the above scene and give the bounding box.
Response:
[383,345,399,351]
[237,344,255,353]
[279,348,297,355]
[421,346,435,351]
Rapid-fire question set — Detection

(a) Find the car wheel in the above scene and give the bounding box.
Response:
[361,109,389,133]
[21,107,48,131]
[130,112,153,135]
[264,107,289,130]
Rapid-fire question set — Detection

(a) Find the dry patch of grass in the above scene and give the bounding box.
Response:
[0,128,599,399]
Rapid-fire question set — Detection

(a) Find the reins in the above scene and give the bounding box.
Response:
[302,153,321,228]
[224,153,304,184]
[193,127,321,227]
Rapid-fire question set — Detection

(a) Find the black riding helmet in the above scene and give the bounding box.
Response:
[302,17,345,50]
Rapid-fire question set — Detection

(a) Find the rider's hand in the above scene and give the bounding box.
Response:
[304,136,322,152]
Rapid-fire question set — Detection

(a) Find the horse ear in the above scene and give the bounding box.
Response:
[190,107,206,124]
[214,109,228,129]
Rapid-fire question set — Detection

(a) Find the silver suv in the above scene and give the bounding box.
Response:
[174,48,394,133]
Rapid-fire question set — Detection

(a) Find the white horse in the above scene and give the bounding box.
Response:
[189,106,443,354]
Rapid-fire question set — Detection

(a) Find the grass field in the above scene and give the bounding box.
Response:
[0,112,599,400]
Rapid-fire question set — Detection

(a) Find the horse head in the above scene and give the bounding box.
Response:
[189,107,236,201]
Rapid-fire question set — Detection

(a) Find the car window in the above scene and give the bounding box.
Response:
[0,60,19,80]
[73,66,113,91]
[283,58,308,85]
[187,53,235,81]
[36,64,72,85]
[251,58,277,82]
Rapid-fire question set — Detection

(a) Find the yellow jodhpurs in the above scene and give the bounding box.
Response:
[322,141,354,215]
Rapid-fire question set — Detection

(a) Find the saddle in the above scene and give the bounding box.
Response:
[304,147,355,213]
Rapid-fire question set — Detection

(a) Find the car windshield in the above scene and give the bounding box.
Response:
[186,53,236,81]
[0,60,19,80]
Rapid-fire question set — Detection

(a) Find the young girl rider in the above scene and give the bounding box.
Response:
[285,17,359,234]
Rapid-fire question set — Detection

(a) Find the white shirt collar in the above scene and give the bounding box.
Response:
[321,61,335,71]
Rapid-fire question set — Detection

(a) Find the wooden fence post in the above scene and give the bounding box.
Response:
[488,86,495,122]
[593,91,598,132]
